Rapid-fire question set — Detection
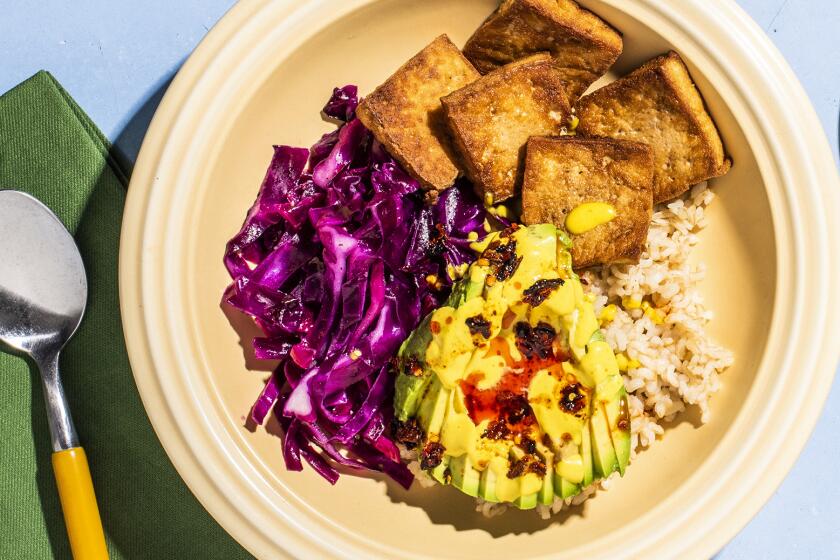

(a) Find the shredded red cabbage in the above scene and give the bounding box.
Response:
[223,85,488,488]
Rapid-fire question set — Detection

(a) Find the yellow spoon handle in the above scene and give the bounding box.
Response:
[52,448,109,559]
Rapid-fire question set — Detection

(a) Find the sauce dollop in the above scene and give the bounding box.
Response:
[565,202,617,234]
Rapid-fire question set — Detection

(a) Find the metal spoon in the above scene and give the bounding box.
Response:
[0,190,108,559]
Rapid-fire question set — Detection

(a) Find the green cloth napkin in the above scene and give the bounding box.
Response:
[0,72,251,560]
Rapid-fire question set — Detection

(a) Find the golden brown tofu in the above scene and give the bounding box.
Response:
[521,136,654,269]
[441,54,572,203]
[575,51,731,203]
[356,35,480,190]
[463,0,622,101]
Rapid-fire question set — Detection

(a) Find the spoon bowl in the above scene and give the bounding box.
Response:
[0,191,86,355]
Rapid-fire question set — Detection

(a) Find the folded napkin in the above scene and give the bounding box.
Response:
[0,72,250,559]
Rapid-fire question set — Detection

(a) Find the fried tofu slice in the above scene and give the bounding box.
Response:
[441,54,572,203]
[575,51,731,203]
[521,136,654,269]
[356,35,480,190]
[463,0,622,101]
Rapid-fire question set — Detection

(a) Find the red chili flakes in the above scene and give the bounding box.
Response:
[514,321,557,360]
[518,435,537,454]
[507,454,547,479]
[496,390,532,425]
[507,458,526,478]
[522,278,565,307]
[530,459,548,477]
[401,357,423,377]
[420,441,446,470]
[465,315,491,339]
[559,383,587,415]
[427,223,448,258]
[500,223,520,237]
[392,418,424,449]
[481,419,510,440]
[482,237,522,282]
[430,321,441,334]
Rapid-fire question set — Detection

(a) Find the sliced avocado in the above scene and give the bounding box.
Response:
[439,410,477,457]
[537,448,555,506]
[590,397,619,479]
[462,266,489,302]
[539,472,554,506]
[514,491,538,510]
[580,420,595,487]
[449,454,481,498]
[416,379,450,437]
[508,452,542,509]
[508,472,541,508]
[393,372,432,422]
[604,387,632,476]
[572,304,600,359]
[553,470,578,499]
[555,453,585,485]
[539,469,554,506]
[443,263,488,308]
[399,313,433,359]
[557,228,573,249]
[558,477,581,500]
[430,457,451,484]
[527,222,558,240]
[589,329,607,344]
[444,277,468,308]
[522,224,558,275]
[494,471,524,503]
[394,314,434,420]
[478,464,500,503]
[578,339,625,479]
[579,340,620,389]
[587,348,628,477]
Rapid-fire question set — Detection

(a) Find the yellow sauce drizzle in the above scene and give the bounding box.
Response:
[565,202,617,235]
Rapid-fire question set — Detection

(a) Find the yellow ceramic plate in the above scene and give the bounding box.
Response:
[119,1,840,558]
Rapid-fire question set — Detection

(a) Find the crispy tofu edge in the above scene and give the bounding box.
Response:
[657,52,731,177]
[521,136,654,269]
[440,53,573,202]
[575,51,731,200]
[463,0,623,92]
[522,0,623,53]
[355,34,479,190]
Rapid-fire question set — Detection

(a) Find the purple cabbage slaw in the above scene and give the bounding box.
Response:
[222,85,488,487]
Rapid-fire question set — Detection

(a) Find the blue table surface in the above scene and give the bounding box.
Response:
[2,1,838,558]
